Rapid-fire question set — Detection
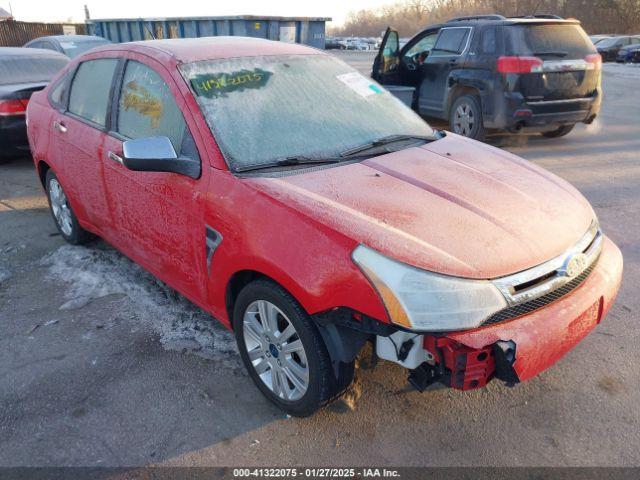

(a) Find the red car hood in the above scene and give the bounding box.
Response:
[248,134,595,279]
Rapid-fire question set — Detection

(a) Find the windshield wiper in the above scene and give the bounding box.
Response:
[236,155,342,173]
[533,51,568,57]
[339,134,433,157]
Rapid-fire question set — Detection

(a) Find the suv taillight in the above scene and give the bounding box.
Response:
[585,53,602,70]
[0,99,29,116]
[497,56,543,74]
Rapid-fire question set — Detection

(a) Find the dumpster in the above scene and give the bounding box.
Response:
[86,16,331,49]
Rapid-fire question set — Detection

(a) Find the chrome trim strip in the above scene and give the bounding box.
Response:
[492,221,602,306]
[539,59,595,72]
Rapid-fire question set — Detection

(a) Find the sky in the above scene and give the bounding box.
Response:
[3,0,393,26]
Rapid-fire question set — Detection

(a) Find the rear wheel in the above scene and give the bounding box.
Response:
[233,279,354,416]
[449,94,486,141]
[541,124,575,138]
[45,170,93,245]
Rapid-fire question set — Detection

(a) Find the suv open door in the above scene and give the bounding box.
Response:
[372,27,416,107]
[372,27,400,84]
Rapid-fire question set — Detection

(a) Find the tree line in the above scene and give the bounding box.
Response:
[329,0,640,37]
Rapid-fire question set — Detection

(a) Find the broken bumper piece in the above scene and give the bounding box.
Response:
[408,236,623,392]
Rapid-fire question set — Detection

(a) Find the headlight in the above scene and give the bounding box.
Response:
[352,245,507,332]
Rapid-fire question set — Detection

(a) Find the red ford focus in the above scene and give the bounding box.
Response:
[26,37,622,416]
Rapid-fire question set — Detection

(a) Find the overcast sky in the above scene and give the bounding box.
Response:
[3,0,391,26]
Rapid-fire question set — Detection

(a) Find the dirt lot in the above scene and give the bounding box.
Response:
[1,52,639,467]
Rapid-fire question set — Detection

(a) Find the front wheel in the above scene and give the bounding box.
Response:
[449,94,486,141]
[45,170,93,245]
[541,124,575,138]
[233,279,354,416]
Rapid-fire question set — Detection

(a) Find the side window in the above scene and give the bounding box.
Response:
[404,33,439,60]
[481,27,497,54]
[49,73,70,109]
[68,59,118,127]
[42,41,57,52]
[432,28,471,56]
[117,61,198,160]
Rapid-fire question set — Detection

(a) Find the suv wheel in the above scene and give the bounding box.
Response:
[233,279,354,416]
[541,124,575,138]
[45,170,93,245]
[449,94,486,141]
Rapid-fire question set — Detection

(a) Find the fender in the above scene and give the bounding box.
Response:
[445,69,494,117]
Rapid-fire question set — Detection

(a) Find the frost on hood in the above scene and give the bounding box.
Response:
[40,245,239,366]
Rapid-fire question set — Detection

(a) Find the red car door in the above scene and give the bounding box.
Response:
[52,58,118,231]
[101,56,209,304]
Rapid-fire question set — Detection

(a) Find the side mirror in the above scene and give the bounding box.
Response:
[122,136,200,179]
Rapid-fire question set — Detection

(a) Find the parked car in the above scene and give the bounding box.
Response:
[628,46,640,63]
[589,35,612,45]
[0,47,68,160]
[324,37,342,50]
[27,37,622,416]
[24,34,112,59]
[616,43,640,63]
[373,15,602,140]
[596,35,640,62]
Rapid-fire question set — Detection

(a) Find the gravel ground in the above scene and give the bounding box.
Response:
[0,51,638,467]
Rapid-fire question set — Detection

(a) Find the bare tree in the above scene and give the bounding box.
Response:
[329,0,640,37]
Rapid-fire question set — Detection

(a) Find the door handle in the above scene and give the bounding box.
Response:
[53,121,67,133]
[449,58,458,64]
[108,151,123,165]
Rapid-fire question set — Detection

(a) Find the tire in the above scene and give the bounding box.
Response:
[233,279,354,416]
[449,94,486,141]
[45,170,93,245]
[542,124,575,138]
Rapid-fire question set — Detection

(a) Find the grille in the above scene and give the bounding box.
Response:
[482,258,598,327]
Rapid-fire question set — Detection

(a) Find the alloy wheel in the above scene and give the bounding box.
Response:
[453,102,475,137]
[242,300,309,401]
[49,179,73,236]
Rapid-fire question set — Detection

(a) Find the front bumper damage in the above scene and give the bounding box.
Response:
[386,236,623,392]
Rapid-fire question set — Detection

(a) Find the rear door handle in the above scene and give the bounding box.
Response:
[53,121,67,133]
[108,151,123,165]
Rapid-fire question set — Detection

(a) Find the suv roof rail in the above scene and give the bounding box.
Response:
[509,14,564,19]
[447,14,506,23]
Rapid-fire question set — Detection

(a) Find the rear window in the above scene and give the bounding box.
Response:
[60,40,111,58]
[506,24,595,58]
[0,55,68,85]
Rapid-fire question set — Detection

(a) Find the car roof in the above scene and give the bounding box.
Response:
[28,34,110,43]
[420,17,580,32]
[88,36,322,63]
[0,46,68,59]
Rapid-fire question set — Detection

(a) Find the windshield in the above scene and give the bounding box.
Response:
[60,39,111,58]
[595,37,621,48]
[180,54,436,171]
[0,55,68,85]
[507,24,596,58]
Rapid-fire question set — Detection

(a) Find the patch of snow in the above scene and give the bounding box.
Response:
[603,63,640,79]
[40,244,239,366]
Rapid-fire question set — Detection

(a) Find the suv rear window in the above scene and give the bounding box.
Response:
[506,24,595,58]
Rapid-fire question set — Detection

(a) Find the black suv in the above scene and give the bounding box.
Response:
[372,15,602,140]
